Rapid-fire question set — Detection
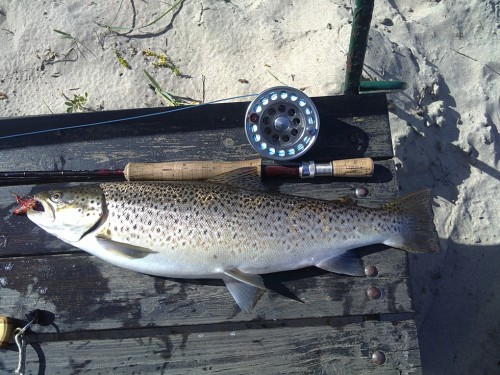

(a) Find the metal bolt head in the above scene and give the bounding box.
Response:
[274,116,290,132]
[355,186,369,198]
[367,286,382,300]
[372,350,386,365]
[364,265,378,277]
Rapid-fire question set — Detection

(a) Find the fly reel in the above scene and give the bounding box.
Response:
[245,86,320,161]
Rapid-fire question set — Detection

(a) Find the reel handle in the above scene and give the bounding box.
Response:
[124,159,262,181]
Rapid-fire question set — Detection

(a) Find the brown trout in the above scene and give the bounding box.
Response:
[26,177,439,312]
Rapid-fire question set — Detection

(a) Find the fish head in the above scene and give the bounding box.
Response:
[27,185,105,243]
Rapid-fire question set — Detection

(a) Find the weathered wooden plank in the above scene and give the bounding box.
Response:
[0,94,392,160]
[0,94,422,372]
[0,320,421,375]
[0,94,392,192]
[0,247,412,332]
[0,159,398,257]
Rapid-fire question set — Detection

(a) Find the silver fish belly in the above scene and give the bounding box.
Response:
[27,181,439,312]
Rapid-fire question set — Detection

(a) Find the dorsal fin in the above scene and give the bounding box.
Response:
[207,167,268,192]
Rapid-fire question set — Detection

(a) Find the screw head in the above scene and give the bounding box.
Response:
[367,286,382,300]
[372,350,386,365]
[355,186,369,198]
[364,265,378,277]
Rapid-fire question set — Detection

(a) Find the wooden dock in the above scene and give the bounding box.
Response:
[0,93,422,374]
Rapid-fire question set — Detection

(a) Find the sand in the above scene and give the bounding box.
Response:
[1,1,499,373]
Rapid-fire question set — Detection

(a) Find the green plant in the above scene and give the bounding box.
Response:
[114,49,130,68]
[267,69,287,85]
[63,92,89,113]
[142,49,180,76]
[144,70,197,107]
[53,29,96,60]
[97,0,186,33]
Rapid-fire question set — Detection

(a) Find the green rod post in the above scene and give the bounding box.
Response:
[343,0,375,95]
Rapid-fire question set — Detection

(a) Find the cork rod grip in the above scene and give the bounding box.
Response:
[332,158,374,177]
[124,159,262,181]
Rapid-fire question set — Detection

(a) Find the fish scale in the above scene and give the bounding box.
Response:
[101,182,372,265]
[26,177,439,312]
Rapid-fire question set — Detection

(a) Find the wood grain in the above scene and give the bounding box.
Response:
[0,248,411,333]
[0,320,421,375]
[0,93,422,373]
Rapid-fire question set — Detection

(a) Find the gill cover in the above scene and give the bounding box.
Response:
[27,185,105,243]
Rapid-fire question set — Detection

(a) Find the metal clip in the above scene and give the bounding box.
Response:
[14,318,35,375]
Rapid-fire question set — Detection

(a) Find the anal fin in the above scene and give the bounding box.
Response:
[223,269,266,312]
[224,269,265,289]
[316,251,365,276]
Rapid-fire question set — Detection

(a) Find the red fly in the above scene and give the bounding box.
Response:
[12,194,37,215]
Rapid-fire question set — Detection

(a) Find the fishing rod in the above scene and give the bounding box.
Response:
[0,158,374,186]
[0,84,388,186]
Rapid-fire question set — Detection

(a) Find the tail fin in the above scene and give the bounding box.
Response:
[383,189,440,253]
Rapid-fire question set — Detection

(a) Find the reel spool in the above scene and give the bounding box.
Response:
[245,86,320,161]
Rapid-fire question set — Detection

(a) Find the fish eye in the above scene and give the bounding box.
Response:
[50,192,63,203]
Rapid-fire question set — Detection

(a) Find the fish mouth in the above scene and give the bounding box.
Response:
[28,198,55,221]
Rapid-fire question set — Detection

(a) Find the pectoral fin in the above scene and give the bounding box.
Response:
[223,270,266,312]
[316,251,365,276]
[95,237,158,259]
